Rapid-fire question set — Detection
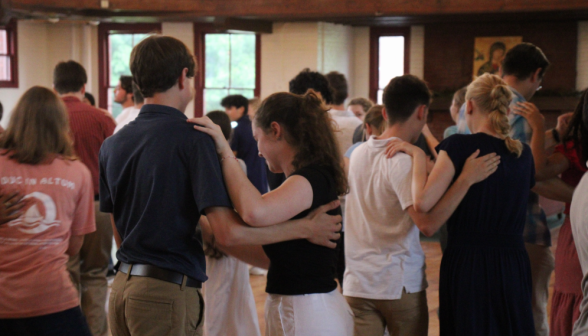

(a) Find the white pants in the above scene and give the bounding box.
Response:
[265,289,354,336]
[203,255,261,336]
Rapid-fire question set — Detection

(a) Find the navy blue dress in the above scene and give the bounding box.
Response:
[436,133,536,336]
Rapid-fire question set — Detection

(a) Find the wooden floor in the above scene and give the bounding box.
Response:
[248,227,560,336]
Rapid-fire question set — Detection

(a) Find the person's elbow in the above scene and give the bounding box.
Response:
[413,198,433,214]
[413,217,436,237]
[241,207,268,227]
[534,170,550,182]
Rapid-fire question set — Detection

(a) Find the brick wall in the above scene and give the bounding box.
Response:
[423,21,578,94]
[578,21,588,91]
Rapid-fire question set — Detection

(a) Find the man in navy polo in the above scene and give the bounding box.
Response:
[100,36,341,336]
[221,94,268,194]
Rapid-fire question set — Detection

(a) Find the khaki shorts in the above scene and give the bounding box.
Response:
[108,271,204,336]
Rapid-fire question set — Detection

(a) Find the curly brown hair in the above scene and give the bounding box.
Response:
[254,90,348,196]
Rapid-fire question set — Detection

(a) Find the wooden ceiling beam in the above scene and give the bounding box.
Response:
[9,0,588,18]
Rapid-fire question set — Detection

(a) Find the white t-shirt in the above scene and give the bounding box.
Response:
[114,106,141,134]
[343,136,427,300]
[329,109,362,158]
[571,167,588,336]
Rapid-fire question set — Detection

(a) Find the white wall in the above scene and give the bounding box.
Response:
[0,20,99,129]
[162,22,195,118]
[351,27,370,99]
[260,22,320,99]
[577,21,588,91]
[318,22,354,97]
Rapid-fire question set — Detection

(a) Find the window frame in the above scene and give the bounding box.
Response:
[0,19,18,88]
[369,27,411,103]
[193,23,261,117]
[98,23,162,111]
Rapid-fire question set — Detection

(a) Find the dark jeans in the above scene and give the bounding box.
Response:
[0,306,92,336]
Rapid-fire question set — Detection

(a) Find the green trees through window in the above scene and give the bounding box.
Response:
[204,34,256,113]
[108,33,150,117]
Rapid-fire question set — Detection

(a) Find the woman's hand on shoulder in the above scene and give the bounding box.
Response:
[459,149,501,186]
[512,102,545,131]
[0,189,27,225]
[187,116,232,156]
[385,138,425,159]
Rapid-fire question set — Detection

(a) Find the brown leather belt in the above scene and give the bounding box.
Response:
[118,262,202,289]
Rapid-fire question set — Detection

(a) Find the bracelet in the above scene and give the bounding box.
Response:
[551,128,561,143]
[220,155,237,163]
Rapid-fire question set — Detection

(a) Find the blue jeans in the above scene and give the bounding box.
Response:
[0,306,91,336]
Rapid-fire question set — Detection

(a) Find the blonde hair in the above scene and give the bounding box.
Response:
[466,74,523,157]
[0,86,76,164]
[363,105,385,138]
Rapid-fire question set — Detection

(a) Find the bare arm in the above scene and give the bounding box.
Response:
[422,124,440,160]
[66,235,84,256]
[199,215,269,269]
[111,214,122,249]
[204,200,341,248]
[533,177,575,203]
[513,103,570,181]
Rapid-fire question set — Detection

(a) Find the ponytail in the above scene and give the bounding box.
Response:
[466,74,523,157]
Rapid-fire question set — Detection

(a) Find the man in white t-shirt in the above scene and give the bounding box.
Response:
[344,75,486,336]
[325,71,362,158]
[114,82,144,134]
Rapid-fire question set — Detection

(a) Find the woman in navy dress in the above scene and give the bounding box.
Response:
[387,73,535,335]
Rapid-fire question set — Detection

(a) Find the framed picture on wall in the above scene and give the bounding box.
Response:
[473,36,522,79]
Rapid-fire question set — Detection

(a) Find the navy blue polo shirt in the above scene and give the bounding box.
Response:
[99,104,232,282]
[230,114,268,194]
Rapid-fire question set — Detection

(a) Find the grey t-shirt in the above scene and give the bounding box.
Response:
[571,169,588,335]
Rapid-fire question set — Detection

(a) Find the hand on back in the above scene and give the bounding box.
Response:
[0,189,27,225]
[304,200,342,249]
[460,149,501,186]
[512,102,545,131]
[385,138,426,159]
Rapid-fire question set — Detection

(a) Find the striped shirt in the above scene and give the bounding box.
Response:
[456,87,550,246]
[63,96,116,196]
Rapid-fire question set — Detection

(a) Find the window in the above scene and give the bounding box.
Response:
[194,25,260,117]
[98,23,161,117]
[369,27,410,103]
[0,19,18,88]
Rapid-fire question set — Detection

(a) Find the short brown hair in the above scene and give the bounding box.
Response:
[53,61,87,94]
[130,35,196,98]
[348,97,374,113]
[0,86,76,164]
[325,71,348,105]
[382,75,431,125]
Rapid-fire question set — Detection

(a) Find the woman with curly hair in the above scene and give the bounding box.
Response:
[191,90,353,336]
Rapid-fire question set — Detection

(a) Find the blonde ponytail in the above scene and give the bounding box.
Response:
[466,74,523,157]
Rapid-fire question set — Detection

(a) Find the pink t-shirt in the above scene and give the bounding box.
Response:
[0,154,95,318]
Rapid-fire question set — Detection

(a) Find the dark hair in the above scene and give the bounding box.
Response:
[84,92,95,106]
[1,86,76,164]
[0,101,3,121]
[130,35,196,98]
[563,90,588,167]
[325,71,348,105]
[221,95,249,116]
[132,82,144,104]
[120,76,133,94]
[255,90,348,195]
[207,110,232,141]
[53,61,87,94]
[382,75,431,125]
[289,69,333,105]
[502,43,550,81]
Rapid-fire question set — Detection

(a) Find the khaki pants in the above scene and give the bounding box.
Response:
[108,272,204,336]
[67,201,112,336]
[525,243,555,336]
[345,289,428,336]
